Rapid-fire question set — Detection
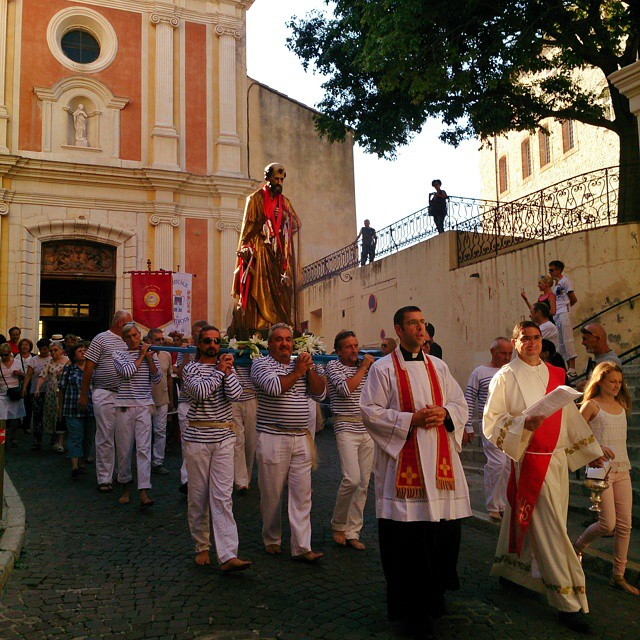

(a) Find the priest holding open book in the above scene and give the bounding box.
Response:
[483,320,605,634]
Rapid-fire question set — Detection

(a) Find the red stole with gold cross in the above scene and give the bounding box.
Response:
[507,363,565,556]
[391,350,455,498]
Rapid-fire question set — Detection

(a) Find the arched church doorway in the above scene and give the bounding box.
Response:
[39,240,116,340]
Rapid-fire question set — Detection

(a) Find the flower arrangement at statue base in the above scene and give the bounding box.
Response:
[222,332,326,360]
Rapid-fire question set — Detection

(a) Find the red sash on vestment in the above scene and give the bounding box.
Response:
[262,185,292,274]
[391,351,455,498]
[507,363,565,556]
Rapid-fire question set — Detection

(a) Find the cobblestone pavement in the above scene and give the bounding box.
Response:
[1,427,638,640]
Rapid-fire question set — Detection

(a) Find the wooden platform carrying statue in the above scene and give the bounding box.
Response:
[230,163,301,338]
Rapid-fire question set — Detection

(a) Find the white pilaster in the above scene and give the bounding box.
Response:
[150,207,179,270]
[0,0,12,153]
[215,23,242,176]
[609,61,640,144]
[217,216,240,324]
[150,11,180,170]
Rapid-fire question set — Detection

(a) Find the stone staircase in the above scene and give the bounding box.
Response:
[460,362,640,526]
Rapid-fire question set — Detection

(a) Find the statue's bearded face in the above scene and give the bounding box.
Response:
[267,165,286,195]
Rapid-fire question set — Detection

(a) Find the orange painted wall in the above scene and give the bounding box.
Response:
[185,218,209,322]
[19,0,142,160]
[184,22,207,175]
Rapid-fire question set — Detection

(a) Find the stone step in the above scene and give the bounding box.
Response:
[463,461,640,526]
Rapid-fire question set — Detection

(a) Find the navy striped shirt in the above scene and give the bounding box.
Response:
[325,360,367,434]
[176,351,196,404]
[113,350,162,407]
[85,330,127,392]
[464,365,499,432]
[233,362,256,402]
[251,355,326,435]
[182,361,242,443]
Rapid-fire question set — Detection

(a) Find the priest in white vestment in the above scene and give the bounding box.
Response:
[483,321,603,634]
[360,306,471,635]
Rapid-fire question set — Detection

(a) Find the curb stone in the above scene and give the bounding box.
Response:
[0,471,26,591]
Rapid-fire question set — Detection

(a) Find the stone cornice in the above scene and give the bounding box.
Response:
[69,0,246,31]
[0,155,255,199]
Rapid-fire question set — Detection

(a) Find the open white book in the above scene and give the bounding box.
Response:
[522,385,582,419]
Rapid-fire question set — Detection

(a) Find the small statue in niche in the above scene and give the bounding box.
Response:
[64,103,98,147]
[72,104,88,146]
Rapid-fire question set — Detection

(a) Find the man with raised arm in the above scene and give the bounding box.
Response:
[483,321,603,634]
[360,306,470,637]
[251,323,326,562]
[182,325,251,573]
[79,309,132,492]
[326,330,375,550]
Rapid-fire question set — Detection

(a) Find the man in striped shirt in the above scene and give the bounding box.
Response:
[231,361,257,493]
[464,337,512,521]
[326,330,375,550]
[175,319,208,494]
[182,325,251,573]
[113,323,162,509]
[79,309,132,492]
[251,323,326,562]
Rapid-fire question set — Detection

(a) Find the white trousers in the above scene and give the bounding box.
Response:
[183,438,238,563]
[93,389,117,485]
[555,311,576,361]
[232,398,257,489]
[152,403,169,467]
[257,431,313,556]
[331,430,374,539]
[482,435,510,513]
[114,405,152,490]
[178,402,189,484]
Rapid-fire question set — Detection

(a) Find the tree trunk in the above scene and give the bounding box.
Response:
[611,86,640,224]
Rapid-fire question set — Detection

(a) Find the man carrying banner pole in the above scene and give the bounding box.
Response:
[483,321,604,633]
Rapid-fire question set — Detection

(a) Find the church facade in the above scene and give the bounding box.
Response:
[0,0,356,339]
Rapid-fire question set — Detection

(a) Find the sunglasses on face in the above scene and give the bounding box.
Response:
[201,337,221,345]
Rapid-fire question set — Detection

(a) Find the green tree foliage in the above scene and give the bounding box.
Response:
[288,1,640,222]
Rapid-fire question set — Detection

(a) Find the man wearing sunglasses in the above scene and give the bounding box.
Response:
[181,326,251,573]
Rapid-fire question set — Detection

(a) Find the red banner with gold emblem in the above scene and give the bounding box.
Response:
[131,271,173,329]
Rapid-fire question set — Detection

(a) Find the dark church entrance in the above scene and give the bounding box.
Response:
[39,240,117,341]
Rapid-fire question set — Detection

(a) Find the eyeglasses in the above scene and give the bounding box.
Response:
[424,340,433,346]
[404,319,427,327]
[381,343,388,348]
[201,337,221,345]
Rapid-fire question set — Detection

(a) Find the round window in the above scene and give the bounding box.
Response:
[61,29,101,64]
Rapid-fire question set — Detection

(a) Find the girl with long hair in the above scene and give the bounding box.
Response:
[574,362,638,595]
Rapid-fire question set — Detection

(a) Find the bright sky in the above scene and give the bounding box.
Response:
[246,0,481,230]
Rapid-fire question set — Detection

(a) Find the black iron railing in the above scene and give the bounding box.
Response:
[302,165,625,287]
[456,166,621,265]
[302,196,501,287]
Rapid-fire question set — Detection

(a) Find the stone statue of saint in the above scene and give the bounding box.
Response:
[230,163,301,337]
[72,104,89,147]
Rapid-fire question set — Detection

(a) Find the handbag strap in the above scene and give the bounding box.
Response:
[0,362,11,388]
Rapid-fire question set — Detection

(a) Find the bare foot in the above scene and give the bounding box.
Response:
[118,487,130,504]
[332,530,347,546]
[220,557,252,574]
[265,544,281,555]
[292,550,323,563]
[195,550,211,565]
[139,490,154,510]
[347,539,366,550]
